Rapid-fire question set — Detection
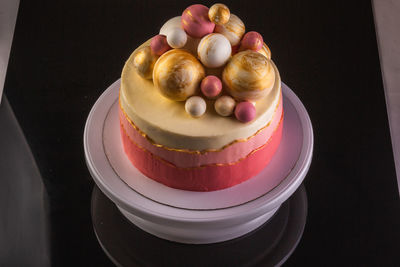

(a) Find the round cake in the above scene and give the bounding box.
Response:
[119,3,283,191]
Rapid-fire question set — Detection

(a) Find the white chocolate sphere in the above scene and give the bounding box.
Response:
[159,16,182,35]
[197,33,231,68]
[215,95,236,116]
[167,28,187,48]
[185,96,206,117]
[214,14,245,46]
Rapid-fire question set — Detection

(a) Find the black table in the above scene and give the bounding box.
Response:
[2,0,400,266]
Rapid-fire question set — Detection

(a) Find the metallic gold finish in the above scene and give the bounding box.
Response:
[153,49,205,101]
[258,42,272,59]
[132,46,158,79]
[208,3,230,25]
[214,14,245,46]
[223,50,275,101]
[120,111,284,169]
[119,91,281,154]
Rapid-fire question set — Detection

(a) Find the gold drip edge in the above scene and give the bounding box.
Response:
[120,111,284,170]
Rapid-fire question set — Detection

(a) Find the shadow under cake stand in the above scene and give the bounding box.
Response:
[84,80,313,244]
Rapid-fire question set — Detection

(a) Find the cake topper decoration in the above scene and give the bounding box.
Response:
[150,35,171,56]
[208,3,230,25]
[153,49,205,101]
[214,14,245,46]
[215,95,236,116]
[130,3,275,123]
[197,33,231,68]
[133,46,159,79]
[235,101,256,123]
[223,50,275,101]
[181,4,215,38]
[201,75,222,99]
[185,96,207,117]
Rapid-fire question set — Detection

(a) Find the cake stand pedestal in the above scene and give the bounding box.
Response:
[84,80,313,244]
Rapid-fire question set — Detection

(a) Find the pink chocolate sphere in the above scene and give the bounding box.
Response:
[201,75,222,98]
[150,35,171,56]
[181,4,215,38]
[241,31,263,51]
[235,101,256,123]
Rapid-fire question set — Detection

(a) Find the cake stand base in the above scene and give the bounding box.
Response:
[84,80,313,244]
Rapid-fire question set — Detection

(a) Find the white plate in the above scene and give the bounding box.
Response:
[84,80,313,243]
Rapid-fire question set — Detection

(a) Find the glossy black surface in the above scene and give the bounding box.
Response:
[3,0,400,266]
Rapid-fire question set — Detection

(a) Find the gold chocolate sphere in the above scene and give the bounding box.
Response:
[133,46,159,79]
[258,42,272,59]
[222,50,275,101]
[153,49,205,101]
[208,4,230,25]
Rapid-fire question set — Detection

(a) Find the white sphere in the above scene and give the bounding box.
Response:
[185,96,206,117]
[215,95,236,116]
[197,33,231,68]
[160,16,182,35]
[214,14,245,46]
[167,28,187,48]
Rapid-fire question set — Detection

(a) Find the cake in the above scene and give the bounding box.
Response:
[119,3,283,191]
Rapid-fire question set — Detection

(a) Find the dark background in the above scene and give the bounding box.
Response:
[4,0,400,266]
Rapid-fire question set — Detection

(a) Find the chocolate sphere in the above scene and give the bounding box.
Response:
[150,35,171,56]
[222,50,275,101]
[181,4,215,38]
[201,75,222,98]
[153,49,205,101]
[215,95,236,116]
[198,33,231,68]
[167,28,187,48]
[241,31,263,51]
[208,3,230,25]
[214,14,245,46]
[160,16,182,35]
[185,96,207,117]
[235,101,256,123]
[258,42,272,59]
[133,46,159,79]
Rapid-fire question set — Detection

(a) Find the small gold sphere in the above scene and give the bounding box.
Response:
[258,42,272,59]
[208,4,230,25]
[133,46,158,79]
[153,49,205,101]
[222,50,275,101]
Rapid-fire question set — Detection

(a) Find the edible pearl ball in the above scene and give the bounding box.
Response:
[201,75,222,98]
[160,16,183,35]
[133,46,159,79]
[258,42,272,59]
[198,33,231,68]
[150,35,171,56]
[208,3,230,25]
[214,14,245,46]
[222,50,275,101]
[167,28,187,48]
[153,49,205,101]
[185,96,206,117]
[182,4,215,38]
[215,95,236,116]
[235,101,256,123]
[241,31,263,51]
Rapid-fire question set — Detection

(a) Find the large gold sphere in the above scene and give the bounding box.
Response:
[153,49,205,101]
[222,50,275,101]
[133,46,158,79]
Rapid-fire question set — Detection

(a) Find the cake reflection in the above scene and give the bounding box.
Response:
[91,184,307,267]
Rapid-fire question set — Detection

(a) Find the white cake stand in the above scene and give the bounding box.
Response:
[84,80,313,244]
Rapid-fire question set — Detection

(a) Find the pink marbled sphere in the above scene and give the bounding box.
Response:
[235,101,256,123]
[201,75,222,98]
[241,31,263,51]
[181,4,215,38]
[150,35,171,56]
